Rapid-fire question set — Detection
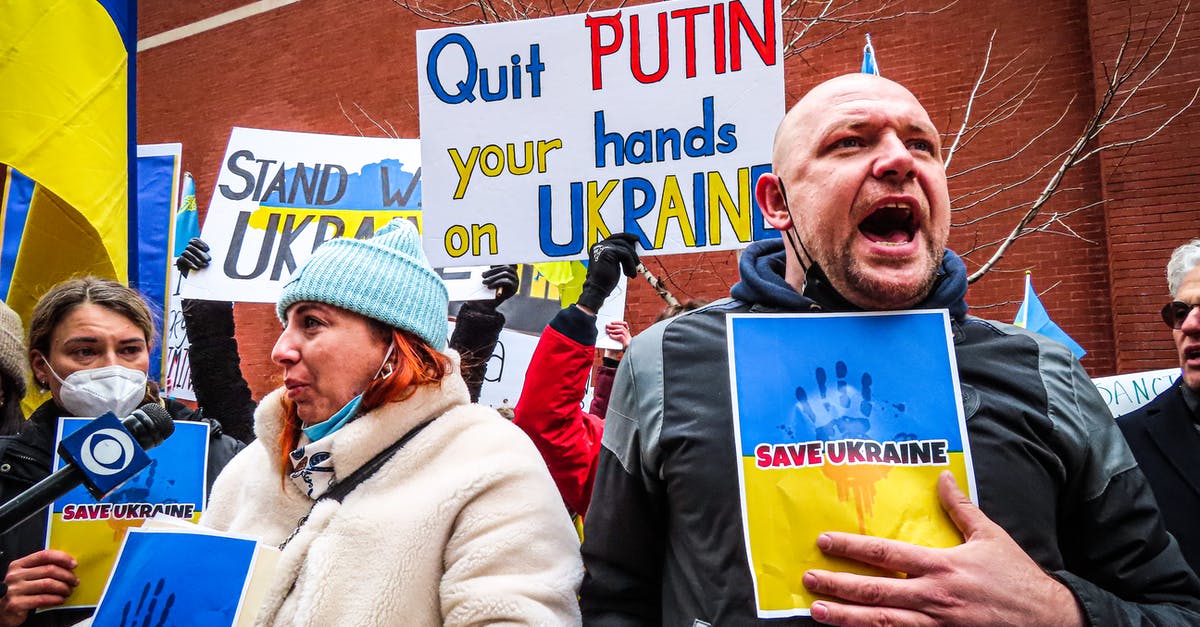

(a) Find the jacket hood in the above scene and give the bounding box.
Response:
[731,238,969,321]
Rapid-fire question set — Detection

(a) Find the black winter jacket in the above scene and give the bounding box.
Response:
[580,239,1200,625]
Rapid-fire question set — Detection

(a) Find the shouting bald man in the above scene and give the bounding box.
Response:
[579,74,1200,625]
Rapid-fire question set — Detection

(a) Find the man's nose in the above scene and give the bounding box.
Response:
[872,134,915,181]
[1181,304,1200,334]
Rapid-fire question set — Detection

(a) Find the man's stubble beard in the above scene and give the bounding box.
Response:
[827,230,944,310]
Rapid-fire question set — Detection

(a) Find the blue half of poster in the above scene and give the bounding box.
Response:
[92,529,257,627]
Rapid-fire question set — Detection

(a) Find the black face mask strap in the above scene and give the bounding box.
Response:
[777,180,815,276]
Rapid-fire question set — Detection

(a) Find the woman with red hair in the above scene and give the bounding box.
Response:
[202,219,581,625]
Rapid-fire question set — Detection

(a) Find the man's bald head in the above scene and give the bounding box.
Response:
[772,74,932,171]
[754,73,951,310]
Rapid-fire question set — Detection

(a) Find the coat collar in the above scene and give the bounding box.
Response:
[254,351,470,482]
[1139,381,1200,497]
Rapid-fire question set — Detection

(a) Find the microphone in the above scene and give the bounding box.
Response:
[0,403,175,535]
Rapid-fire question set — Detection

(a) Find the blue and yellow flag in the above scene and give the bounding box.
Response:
[173,172,200,258]
[1014,271,1086,359]
[0,0,137,320]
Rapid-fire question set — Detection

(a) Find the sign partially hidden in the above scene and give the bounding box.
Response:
[180,127,488,303]
[45,419,209,610]
[416,0,785,266]
[1090,367,1179,417]
[726,312,976,618]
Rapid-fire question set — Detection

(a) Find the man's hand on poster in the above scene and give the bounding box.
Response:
[786,361,914,442]
[802,471,1084,627]
[119,577,176,627]
[0,549,78,627]
[174,238,211,277]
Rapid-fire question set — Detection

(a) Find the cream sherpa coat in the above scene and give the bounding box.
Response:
[202,365,582,626]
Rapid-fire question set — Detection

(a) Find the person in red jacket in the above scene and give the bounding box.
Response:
[514,234,638,517]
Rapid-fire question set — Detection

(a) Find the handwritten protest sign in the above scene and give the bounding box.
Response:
[180,127,489,302]
[45,419,209,609]
[1090,367,1180,417]
[416,0,784,266]
[726,312,976,618]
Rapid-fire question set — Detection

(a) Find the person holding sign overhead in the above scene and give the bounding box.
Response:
[580,74,1200,625]
[201,218,581,625]
[0,277,245,627]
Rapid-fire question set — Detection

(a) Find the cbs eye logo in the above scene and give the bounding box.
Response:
[79,428,136,476]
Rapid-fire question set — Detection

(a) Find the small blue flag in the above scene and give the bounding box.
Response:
[861,34,880,76]
[1014,272,1086,359]
[173,171,200,258]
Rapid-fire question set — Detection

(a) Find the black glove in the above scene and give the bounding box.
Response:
[481,264,519,308]
[175,238,211,277]
[577,233,640,313]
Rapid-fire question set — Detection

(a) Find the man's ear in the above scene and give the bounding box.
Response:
[755,173,792,231]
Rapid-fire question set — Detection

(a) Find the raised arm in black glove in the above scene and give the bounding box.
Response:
[576,233,640,314]
[175,237,211,277]
[173,237,256,443]
[450,265,519,403]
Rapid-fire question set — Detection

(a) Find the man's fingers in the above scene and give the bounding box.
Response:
[5,576,74,598]
[816,532,937,575]
[802,569,920,608]
[188,237,210,252]
[11,550,75,571]
[619,251,639,278]
[937,471,989,540]
[809,600,938,627]
[8,565,78,588]
[2,592,70,613]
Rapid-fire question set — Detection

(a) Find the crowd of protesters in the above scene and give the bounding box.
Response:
[0,73,1198,626]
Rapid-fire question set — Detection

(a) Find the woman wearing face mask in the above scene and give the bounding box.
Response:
[201,219,581,625]
[0,277,244,627]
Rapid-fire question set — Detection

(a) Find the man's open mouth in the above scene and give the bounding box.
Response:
[859,205,917,244]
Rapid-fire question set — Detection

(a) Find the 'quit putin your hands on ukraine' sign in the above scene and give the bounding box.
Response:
[416,0,785,266]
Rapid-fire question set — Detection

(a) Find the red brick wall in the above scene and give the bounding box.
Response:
[137,0,1199,397]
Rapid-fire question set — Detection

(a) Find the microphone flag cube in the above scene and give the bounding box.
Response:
[57,412,152,500]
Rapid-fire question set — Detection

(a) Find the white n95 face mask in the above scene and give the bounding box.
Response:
[48,364,148,418]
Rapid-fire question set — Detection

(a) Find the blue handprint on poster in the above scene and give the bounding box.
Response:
[93,529,259,626]
[726,310,975,619]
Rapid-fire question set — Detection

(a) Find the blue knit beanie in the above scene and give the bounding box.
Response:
[276,218,449,351]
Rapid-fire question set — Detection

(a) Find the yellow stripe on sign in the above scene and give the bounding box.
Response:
[741,454,969,612]
[251,206,423,237]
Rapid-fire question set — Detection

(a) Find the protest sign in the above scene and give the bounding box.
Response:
[450,264,627,407]
[726,312,976,618]
[416,0,784,266]
[180,127,488,302]
[1090,367,1180,417]
[164,171,200,401]
[92,526,275,627]
[45,419,209,610]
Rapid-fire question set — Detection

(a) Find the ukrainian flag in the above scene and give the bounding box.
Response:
[1,0,137,412]
[1014,271,1086,359]
[0,0,136,310]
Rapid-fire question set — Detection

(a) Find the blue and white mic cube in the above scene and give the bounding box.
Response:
[58,411,152,500]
